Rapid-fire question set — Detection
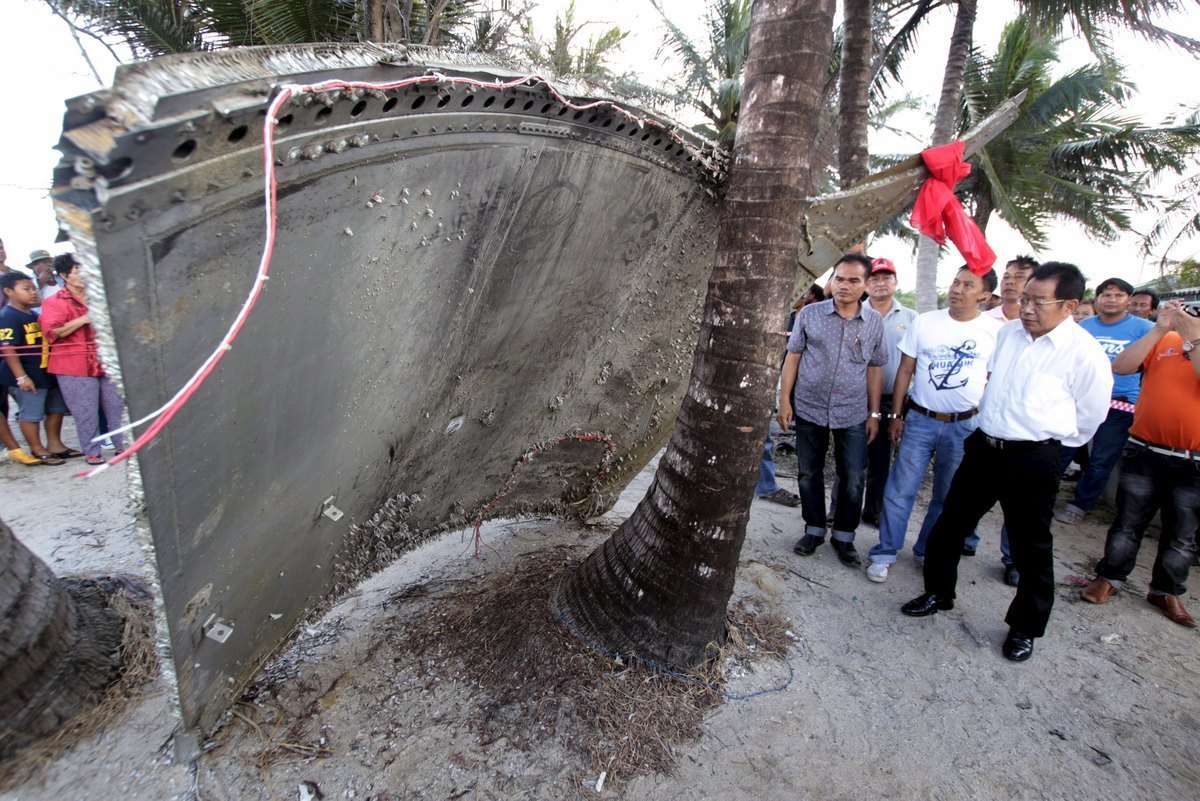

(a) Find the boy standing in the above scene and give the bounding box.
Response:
[0,272,77,465]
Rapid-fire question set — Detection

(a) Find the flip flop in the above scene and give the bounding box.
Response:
[34,453,66,466]
[85,455,106,465]
[51,449,85,459]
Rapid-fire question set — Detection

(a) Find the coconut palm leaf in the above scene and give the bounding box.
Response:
[246,0,357,45]
[960,16,1200,248]
[1016,0,1200,57]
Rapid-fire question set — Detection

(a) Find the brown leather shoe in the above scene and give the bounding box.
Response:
[1147,593,1198,628]
[1081,577,1118,604]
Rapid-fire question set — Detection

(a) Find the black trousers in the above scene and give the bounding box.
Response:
[862,398,894,520]
[923,430,1062,638]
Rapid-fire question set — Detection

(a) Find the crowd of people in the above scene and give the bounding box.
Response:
[0,236,126,467]
[766,252,1200,662]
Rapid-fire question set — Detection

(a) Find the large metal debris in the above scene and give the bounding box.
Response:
[54,44,725,739]
[51,42,1022,742]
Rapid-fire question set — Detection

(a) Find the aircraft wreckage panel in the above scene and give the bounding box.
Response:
[55,47,721,734]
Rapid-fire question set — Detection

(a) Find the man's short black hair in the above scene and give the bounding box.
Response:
[1031,261,1086,301]
[807,283,825,301]
[834,253,873,278]
[53,253,77,277]
[1007,255,1039,271]
[1132,288,1160,309]
[958,265,999,294]
[1,271,34,293]
[1095,277,1134,296]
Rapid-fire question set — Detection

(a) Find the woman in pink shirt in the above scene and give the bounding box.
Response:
[38,255,126,464]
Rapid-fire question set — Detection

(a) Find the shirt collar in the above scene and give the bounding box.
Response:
[871,299,900,317]
[823,299,865,320]
[1027,315,1078,348]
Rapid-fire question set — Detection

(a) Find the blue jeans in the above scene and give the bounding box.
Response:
[869,411,976,564]
[1095,443,1200,596]
[756,434,779,496]
[794,417,867,543]
[1064,408,1134,512]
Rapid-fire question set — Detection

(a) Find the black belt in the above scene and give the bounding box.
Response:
[906,399,978,423]
[1128,436,1200,462]
[980,432,1059,451]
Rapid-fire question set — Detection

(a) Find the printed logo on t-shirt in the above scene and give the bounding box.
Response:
[926,339,984,391]
[1156,347,1181,361]
[1093,336,1134,360]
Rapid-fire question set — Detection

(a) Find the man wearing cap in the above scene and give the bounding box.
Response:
[900,262,1112,662]
[1080,301,1200,626]
[778,253,887,567]
[26,250,61,306]
[859,257,917,525]
[1055,278,1153,525]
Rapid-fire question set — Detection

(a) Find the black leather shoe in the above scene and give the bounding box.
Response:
[1004,565,1020,587]
[961,545,976,556]
[900,592,954,617]
[831,540,862,567]
[793,533,825,556]
[1002,629,1034,662]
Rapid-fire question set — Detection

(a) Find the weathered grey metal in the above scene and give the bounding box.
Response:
[53,44,722,738]
[51,41,1023,741]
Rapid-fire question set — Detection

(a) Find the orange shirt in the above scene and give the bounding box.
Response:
[1129,332,1200,450]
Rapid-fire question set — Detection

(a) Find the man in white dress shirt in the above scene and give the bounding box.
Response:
[900,262,1113,662]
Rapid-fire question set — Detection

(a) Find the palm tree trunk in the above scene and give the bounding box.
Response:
[554,0,836,669]
[914,0,977,312]
[364,0,387,41]
[838,0,874,188]
[0,518,124,756]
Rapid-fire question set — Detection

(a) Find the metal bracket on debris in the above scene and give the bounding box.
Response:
[321,495,344,522]
[202,614,234,644]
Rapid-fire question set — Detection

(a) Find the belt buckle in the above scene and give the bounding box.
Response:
[984,435,1002,449]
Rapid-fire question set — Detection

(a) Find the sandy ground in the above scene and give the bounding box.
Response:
[3,421,1200,801]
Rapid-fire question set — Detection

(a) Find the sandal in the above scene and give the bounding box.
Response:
[85,455,106,466]
[8,448,43,466]
[759,488,802,508]
[34,453,66,466]
[51,449,85,459]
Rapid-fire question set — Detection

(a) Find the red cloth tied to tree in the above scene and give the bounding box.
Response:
[909,141,996,276]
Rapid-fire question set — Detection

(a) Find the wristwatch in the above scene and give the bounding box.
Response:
[868,412,882,419]
[1183,339,1199,353]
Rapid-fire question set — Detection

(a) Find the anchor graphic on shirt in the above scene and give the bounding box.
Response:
[928,339,978,390]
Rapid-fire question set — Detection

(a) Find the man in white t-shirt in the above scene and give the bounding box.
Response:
[866,266,1001,581]
[985,256,1038,323]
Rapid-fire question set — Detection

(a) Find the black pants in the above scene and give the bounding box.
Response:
[862,398,894,520]
[923,430,1061,638]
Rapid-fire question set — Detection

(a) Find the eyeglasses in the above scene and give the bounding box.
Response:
[1017,297,1068,308]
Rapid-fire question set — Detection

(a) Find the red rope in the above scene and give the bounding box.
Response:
[79,72,695,478]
